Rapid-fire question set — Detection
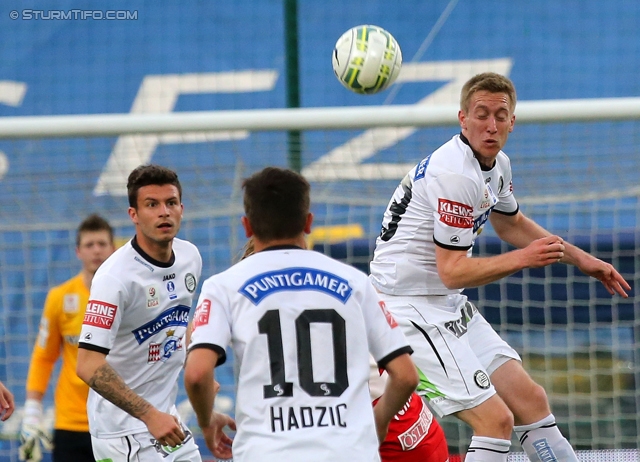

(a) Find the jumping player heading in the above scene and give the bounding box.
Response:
[369,72,630,462]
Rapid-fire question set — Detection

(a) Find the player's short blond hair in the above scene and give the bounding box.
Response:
[460,72,517,113]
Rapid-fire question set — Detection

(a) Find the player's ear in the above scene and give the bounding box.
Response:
[304,213,313,235]
[458,110,467,130]
[241,216,254,238]
[128,206,138,224]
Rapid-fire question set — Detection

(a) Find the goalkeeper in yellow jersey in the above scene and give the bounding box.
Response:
[21,214,115,462]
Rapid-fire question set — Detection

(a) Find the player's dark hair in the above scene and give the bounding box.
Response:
[127,164,182,208]
[242,167,310,241]
[460,72,517,113]
[76,214,114,247]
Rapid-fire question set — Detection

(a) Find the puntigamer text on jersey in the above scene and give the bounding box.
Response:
[239,268,353,304]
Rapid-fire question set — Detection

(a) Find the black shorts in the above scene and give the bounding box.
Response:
[53,429,94,462]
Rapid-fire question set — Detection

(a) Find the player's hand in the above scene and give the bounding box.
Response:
[202,411,236,460]
[0,382,14,421]
[578,256,631,298]
[19,400,53,462]
[521,235,565,268]
[145,409,186,448]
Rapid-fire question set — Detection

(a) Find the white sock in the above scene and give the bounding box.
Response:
[514,414,578,462]
[464,436,511,462]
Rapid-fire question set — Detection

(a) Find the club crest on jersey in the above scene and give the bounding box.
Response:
[148,329,183,363]
[438,199,473,228]
[132,305,190,344]
[185,273,197,293]
[146,284,160,308]
[239,268,353,305]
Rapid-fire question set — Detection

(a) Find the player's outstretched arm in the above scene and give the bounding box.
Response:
[490,210,631,297]
[373,353,418,443]
[560,241,631,297]
[184,347,235,459]
[76,348,186,447]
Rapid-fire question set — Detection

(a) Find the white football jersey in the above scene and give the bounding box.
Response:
[189,246,412,462]
[79,236,202,438]
[370,134,518,295]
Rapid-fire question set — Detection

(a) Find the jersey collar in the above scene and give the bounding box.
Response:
[459,133,496,171]
[262,244,304,252]
[131,235,176,268]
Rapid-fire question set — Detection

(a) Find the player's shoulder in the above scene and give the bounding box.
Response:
[47,273,85,298]
[172,237,201,256]
[421,135,469,178]
[203,248,369,289]
[494,150,512,171]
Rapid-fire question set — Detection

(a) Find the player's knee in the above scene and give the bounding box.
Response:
[527,382,550,408]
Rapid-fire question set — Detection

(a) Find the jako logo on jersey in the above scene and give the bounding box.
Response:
[438,199,473,228]
[379,301,398,328]
[84,300,118,329]
[163,273,175,281]
[193,299,211,329]
[132,305,190,344]
[239,268,353,305]
[413,154,432,181]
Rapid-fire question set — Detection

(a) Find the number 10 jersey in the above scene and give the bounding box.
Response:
[189,246,412,462]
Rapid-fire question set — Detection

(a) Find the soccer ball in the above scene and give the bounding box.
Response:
[332,25,402,95]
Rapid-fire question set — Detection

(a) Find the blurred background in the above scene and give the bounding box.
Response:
[0,0,639,460]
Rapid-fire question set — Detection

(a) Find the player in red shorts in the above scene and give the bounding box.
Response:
[370,359,449,462]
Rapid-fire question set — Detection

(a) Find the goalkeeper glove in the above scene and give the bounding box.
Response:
[19,399,53,462]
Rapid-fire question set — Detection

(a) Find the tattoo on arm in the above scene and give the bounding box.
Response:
[88,362,152,419]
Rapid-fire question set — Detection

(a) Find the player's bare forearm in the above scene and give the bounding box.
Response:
[490,211,552,248]
[184,348,218,428]
[88,362,153,420]
[437,234,567,289]
[374,354,418,442]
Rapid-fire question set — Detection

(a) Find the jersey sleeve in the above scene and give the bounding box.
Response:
[78,273,125,354]
[188,278,231,366]
[427,173,478,250]
[25,287,63,394]
[493,157,519,215]
[360,280,412,368]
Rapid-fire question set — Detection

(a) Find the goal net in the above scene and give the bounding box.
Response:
[0,101,638,459]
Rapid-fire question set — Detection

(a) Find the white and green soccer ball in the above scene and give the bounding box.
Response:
[332,25,402,95]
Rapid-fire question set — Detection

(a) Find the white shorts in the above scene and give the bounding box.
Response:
[379,293,520,417]
[91,425,201,462]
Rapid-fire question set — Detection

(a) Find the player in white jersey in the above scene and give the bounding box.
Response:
[370,73,631,462]
[184,167,418,462]
[77,165,209,462]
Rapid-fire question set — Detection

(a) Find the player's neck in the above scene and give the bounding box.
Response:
[134,234,174,263]
[81,268,94,290]
[252,234,307,253]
